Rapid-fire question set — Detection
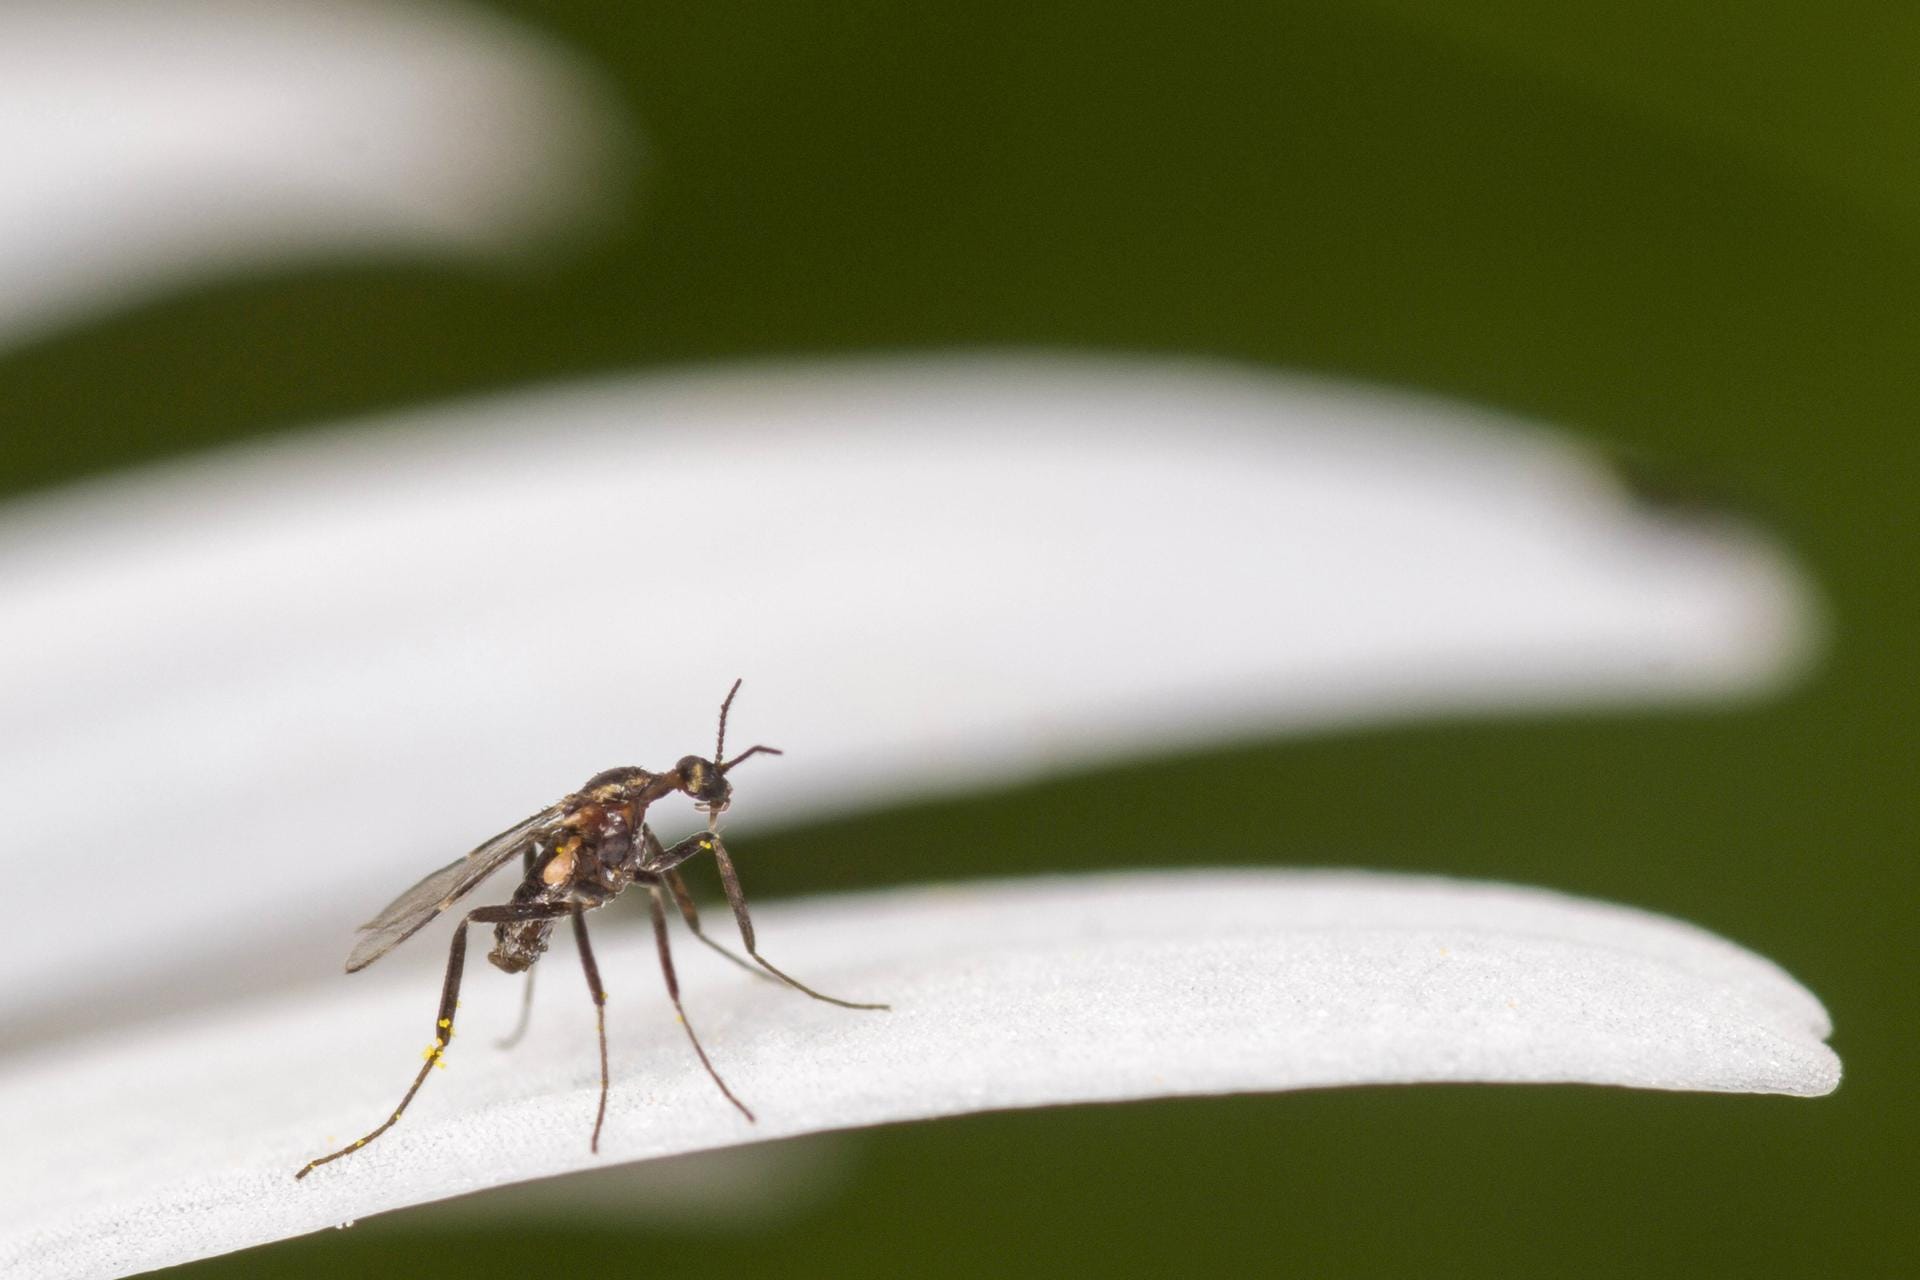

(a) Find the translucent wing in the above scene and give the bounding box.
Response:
[344,804,564,972]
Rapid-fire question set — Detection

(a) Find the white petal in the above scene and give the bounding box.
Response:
[0,871,1839,1278]
[0,358,1816,1043]
[0,0,623,348]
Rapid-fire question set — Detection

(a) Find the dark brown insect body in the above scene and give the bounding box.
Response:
[488,766,676,974]
[295,682,885,1181]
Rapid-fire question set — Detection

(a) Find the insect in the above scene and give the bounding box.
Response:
[295,680,885,1180]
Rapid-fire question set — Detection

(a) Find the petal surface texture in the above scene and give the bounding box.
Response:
[0,871,1838,1279]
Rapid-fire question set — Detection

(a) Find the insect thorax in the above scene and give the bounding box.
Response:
[581,766,661,799]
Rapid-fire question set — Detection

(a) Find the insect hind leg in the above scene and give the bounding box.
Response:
[294,900,571,1180]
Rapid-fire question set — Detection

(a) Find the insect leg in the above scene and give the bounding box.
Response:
[664,867,777,981]
[496,965,537,1049]
[645,877,755,1122]
[707,834,889,1011]
[496,847,542,1049]
[640,824,772,981]
[570,907,611,1152]
[294,900,572,1180]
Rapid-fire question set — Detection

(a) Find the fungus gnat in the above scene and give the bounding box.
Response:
[295,681,884,1180]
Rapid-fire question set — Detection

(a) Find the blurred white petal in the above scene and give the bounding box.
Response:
[0,0,625,348]
[0,358,1817,1044]
[0,871,1838,1278]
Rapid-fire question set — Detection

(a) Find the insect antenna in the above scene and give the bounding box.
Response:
[719,745,782,774]
[715,677,743,764]
[714,678,782,776]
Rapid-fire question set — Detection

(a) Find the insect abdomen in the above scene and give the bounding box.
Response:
[489,918,552,972]
[489,882,556,972]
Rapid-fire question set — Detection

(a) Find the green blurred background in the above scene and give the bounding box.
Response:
[6,2,1910,1275]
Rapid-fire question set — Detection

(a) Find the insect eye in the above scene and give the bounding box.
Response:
[677,755,730,803]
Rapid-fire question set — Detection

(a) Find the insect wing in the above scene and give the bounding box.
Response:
[344,804,562,972]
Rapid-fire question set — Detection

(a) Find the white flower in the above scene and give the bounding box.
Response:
[0,358,1836,1279]
[0,5,1841,1276]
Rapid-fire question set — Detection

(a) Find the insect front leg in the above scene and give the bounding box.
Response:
[665,868,783,983]
[638,823,772,982]
[658,829,889,1012]
[294,900,572,1180]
